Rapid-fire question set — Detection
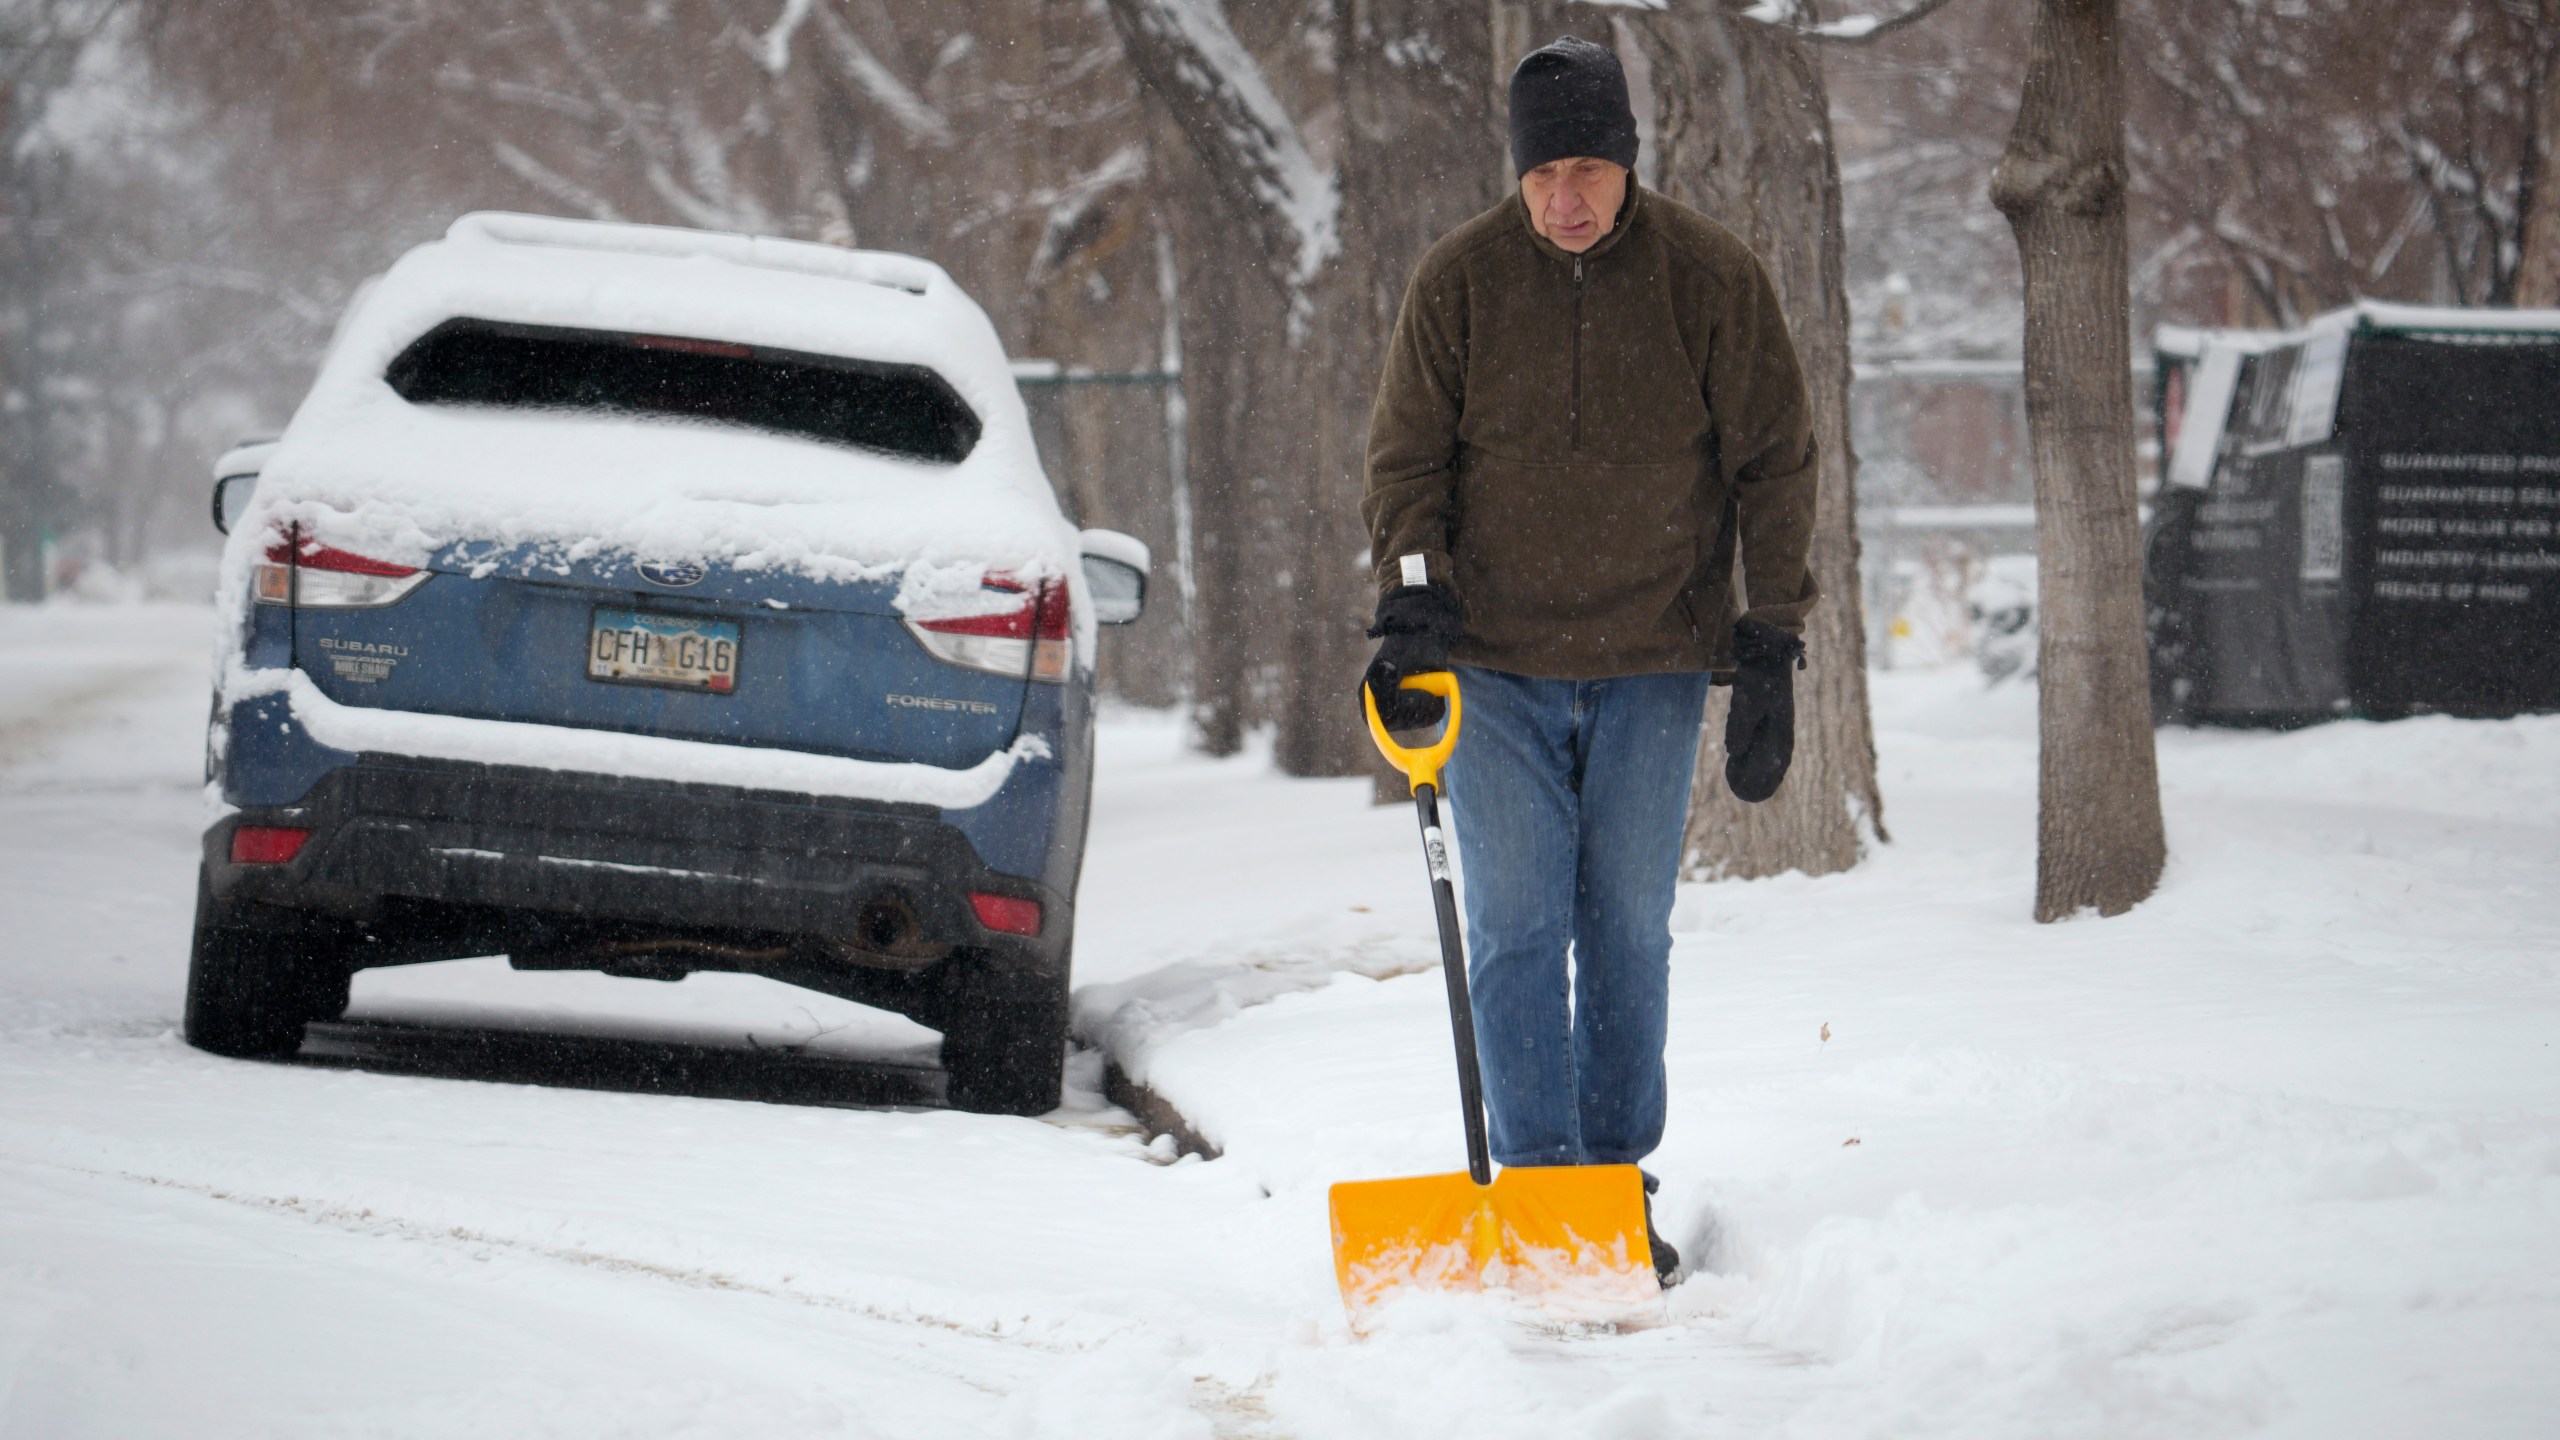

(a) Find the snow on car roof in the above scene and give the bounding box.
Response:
[443,211,945,297]
[241,212,1073,614]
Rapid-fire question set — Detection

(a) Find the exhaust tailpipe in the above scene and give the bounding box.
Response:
[850,894,947,965]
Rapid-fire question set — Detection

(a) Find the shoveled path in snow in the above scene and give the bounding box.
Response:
[1082,668,2560,1438]
[3,602,2555,1438]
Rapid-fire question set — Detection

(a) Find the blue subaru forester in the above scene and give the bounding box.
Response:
[192,214,1147,1114]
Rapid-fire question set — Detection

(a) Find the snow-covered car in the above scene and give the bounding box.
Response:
[192,213,1148,1113]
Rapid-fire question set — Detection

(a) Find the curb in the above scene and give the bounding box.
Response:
[1099,1058,1221,1160]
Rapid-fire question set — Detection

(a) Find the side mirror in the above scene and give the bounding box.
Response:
[209,437,280,535]
[211,473,258,535]
[1077,528,1150,627]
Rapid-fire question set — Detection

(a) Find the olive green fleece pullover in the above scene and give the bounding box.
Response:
[1361,179,1820,678]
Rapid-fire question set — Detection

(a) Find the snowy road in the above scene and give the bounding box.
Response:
[3,603,2556,1438]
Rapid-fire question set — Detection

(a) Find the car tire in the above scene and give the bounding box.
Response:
[183,867,352,1059]
[939,954,1069,1116]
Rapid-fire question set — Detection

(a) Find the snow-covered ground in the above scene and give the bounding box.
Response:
[3,602,2554,1438]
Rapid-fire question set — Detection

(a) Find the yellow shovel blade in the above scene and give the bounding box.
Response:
[1329,1163,1659,1320]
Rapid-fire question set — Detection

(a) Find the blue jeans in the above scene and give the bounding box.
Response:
[1443,664,1712,1168]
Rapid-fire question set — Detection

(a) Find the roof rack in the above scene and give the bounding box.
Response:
[443,212,942,297]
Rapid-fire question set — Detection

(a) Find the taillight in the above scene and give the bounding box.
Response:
[906,576,1070,683]
[230,825,312,864]
[968,892,1043,936]
[253,527,430,608]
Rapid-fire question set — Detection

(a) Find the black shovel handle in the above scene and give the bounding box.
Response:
[1412,781,1492,1186]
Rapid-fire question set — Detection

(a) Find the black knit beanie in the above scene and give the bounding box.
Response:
[1508,36,1638,178]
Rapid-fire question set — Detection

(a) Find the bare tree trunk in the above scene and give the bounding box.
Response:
[1105,0,1342,761]
[1273,314,1375,775]
[0,9,94,604]
[0,148,69,603]
[2517,10,2560,308]
[1157,125,1263,756]
[1607,0,1885,878]
[1111,0,1506,777]
[1336,0,1502,797]
[1990,0,2164,921]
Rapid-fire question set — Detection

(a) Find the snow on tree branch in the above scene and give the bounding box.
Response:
[0,0,123,95]
[2389,121,2518,232]
[484,134,625,224]
[534,0,757,231]
[807,6,954,148]
[1103,0,1339,299]
[757,0,816,75]
[1027,142,1150,283]
[1744,0,1965,46]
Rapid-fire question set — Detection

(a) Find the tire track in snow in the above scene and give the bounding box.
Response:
[28,1156,1143,1385]
[0,1160,1034,1437]
[16,1152,1318,1439]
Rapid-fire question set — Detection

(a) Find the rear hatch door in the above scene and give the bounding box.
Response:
[285,318,1040,770]
[292,550,1030,769]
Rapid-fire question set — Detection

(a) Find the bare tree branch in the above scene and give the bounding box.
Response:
[535,0,746,229]
[430,64,601,125]
[1762,0,1967,47]
[755,0,817,75]
[807,5,953,147]
[483,133,625,222]
[0,0,124,96]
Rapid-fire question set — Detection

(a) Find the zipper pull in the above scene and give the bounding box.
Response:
[1574,258,1584,284]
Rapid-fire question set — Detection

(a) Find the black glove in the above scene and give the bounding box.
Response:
[1724,618,1805,803]
[1364,584,1463,731]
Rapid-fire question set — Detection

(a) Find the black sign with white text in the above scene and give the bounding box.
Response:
[2155,327,2560,721]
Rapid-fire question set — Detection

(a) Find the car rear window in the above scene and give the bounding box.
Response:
[384,318,981,464]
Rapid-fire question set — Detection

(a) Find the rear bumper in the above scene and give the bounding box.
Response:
[207,754,1069,981]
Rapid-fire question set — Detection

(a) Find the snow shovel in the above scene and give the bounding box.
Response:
[1330,672,1660,1322]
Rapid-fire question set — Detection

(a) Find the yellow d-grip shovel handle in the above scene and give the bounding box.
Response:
[1362,671,1462,794]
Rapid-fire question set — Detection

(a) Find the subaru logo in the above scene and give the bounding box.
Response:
[637,559,706,588]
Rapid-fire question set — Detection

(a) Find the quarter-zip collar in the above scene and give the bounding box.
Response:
[1514,179,1644,453]
[1514,175,1646,267]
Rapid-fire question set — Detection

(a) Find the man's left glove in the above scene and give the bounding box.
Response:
[1364,584,1463,731]
[1724,618,1806,803]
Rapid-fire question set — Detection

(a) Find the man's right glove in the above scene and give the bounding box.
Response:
[1364,583,1463,731]
[1724,618,1806,803]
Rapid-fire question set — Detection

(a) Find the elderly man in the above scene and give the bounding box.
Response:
[1360,35,1819,1284]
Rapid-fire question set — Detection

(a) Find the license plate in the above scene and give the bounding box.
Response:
[588,608,740,693]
